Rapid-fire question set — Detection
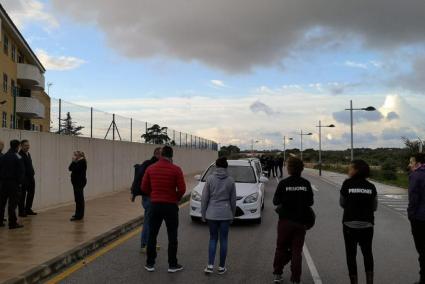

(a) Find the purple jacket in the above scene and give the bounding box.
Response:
[408,164,425,221]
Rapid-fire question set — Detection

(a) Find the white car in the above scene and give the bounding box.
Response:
[190,159,268,224]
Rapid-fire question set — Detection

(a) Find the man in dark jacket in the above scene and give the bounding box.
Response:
[131,147,161,252]
[277,157,284,178]
[142,146,186,273]
[0,140,24,229]
[18,140,36,217]
[408,153,425,284]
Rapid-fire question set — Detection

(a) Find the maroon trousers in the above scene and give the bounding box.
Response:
[273,219,306,283]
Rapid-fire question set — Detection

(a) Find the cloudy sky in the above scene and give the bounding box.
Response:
[2,0,425,150]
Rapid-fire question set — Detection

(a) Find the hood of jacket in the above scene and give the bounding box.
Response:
[213,168,229,180]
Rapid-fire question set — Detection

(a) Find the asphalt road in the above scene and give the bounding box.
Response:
[52,173,420,284]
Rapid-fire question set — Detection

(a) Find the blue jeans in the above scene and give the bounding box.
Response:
[208,220,230,267]
[141,196,152,248]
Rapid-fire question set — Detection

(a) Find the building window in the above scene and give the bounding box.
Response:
[3,34,9,55]
[3,73,8,93]
[10,114,14,129]
[11,80,15,96]
[17,51,24,63]
[11,44,16,62]
[40,125,44,132]
[2,112,7,128]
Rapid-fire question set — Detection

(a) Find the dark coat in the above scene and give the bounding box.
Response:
[131,156,158,198]
[19,150,35,181]
[0,149,25,184]
[69,159,87,188]
[408,165,425,221]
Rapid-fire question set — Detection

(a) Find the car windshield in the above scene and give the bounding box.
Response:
[201,165,257,183]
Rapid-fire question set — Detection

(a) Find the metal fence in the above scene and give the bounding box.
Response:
[50,98,218,151]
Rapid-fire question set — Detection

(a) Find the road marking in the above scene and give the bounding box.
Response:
[47,201,190,284]
[312,185,319,192]
[303,245,323,284]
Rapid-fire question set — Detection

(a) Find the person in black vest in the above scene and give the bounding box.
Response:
[18,140,37,217]
[340,160,377,284]
[273,157,314,283]
[0,140,25,229]
[69,151,87,221]
[131,147,161,252]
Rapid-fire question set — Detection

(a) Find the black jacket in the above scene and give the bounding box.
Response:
[0,149,25,183]
[273,175,314,224]
[69,159,87,188]
[19,150,35,180]
[131,156,158,198]
[340,177,377,224]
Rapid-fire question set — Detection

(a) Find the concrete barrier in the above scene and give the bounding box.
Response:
[0,128,217,211]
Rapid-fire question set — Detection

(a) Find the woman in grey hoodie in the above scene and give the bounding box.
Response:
[201,157,237,275]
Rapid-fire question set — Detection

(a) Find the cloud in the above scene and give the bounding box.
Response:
[392,55,425,95]
[35,49,86,71]
[1,0,59,30]
[50,0,425,72]
[386,111,399,120]
[210,80,226,88]
[345,61,368,69]
[249,101,277,116]
[332,109,384,125]
[381,127,417,141]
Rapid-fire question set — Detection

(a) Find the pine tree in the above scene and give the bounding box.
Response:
[57,112,84,136]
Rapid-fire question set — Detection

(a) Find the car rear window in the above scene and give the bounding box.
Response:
[202,165,257,183]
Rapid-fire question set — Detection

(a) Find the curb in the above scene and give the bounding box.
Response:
[4,195,192,284]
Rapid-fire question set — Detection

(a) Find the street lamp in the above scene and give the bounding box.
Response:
[47,82,53,97]
[251,139,259,155]
[299,130,313,161]
[316,120,335,176]
[283,136,293,166]
[345,100,376,160]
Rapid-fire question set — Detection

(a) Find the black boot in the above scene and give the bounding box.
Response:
[366,271,373,284]
[349,275,358,284]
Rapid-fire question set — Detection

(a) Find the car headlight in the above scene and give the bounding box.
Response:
[191,191,202,202]
[244,193,259,204]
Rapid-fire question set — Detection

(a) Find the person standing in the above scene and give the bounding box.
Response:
[0,140,5,224]
[18,140,37,217]
[408,153,425,284]
[131,147,161,252]
[0,140,25,229]
[277,156,284,178]
[340,160,377,284]
[142,146,186,273]
[68,151,87,221]
[273,157,314,283]
[201,157,236,275]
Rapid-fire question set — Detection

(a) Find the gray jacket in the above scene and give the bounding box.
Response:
[201,168,237,221]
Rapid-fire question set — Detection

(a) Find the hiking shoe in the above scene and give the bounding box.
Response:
[218,267,227,275]
[144,264,155,272]
[204,265,214,274]
[274,274,283,283]
[168,264,184,273]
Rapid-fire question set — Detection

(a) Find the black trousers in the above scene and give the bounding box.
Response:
[0,181,19,226]
[73,185,85,219]
[19,177,35,214]
[278,166,283,177]
[411,219,425,280]
[343,225,374,276]
[272,166,278,177]
[147,203,179,266]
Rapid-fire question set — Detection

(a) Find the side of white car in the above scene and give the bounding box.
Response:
[189,159,268,224]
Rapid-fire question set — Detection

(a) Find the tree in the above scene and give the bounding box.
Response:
[56,112,84,136]
[219,145,240,157]
[402,137,422,153]
[142,124,171,145]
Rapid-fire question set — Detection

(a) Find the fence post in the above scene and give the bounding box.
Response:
[90,107,93,138]
[112,114,115,141]
[190,135,193,149]
[186,134,188,148]
[173,130,176,145]
[58,99,62,134]
[179,132,182,147]
[130,118,133,142]
[145,122,148,143]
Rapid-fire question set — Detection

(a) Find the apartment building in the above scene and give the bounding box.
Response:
[0,4,50,132]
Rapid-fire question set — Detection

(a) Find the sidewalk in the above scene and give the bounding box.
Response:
[304,168,407,195]
[0,175,198,284]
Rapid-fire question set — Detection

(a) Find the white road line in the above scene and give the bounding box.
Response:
[312,185,319,192]
[303,245,323,284]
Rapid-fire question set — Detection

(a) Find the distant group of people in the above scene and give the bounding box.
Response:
[132,146,425,284]
[261,155,285,178]
[0,139,87,229]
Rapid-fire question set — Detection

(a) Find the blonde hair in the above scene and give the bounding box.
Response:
[74,151,86,159]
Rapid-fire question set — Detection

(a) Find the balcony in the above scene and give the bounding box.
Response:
[16,96,45,119]
[17,63,45,90]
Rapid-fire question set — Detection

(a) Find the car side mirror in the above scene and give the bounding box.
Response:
[194,174,201,181]
[259,177,268,183]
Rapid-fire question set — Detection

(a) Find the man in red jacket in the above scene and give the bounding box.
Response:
[141,145,186,273]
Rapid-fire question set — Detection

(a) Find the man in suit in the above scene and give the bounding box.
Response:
[18,140,37,217]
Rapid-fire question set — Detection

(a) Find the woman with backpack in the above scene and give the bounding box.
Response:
[272,157,315,284]
[340,160,377,284]
[201,157,237,275]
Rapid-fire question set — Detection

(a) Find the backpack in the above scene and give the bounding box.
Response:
[131,163,147,197]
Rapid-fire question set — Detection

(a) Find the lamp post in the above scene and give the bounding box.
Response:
[299,130,313,161]
[47,82,53,97]
[316,120,335,176]
[345,100,376,160]
[283,136,293,166]
[251,139,259,155]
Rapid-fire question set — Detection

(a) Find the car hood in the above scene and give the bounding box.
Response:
[193,182,258,197]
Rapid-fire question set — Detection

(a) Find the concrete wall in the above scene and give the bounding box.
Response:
[0,129,217,210]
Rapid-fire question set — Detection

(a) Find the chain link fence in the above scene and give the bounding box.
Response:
[50,98,218,151]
